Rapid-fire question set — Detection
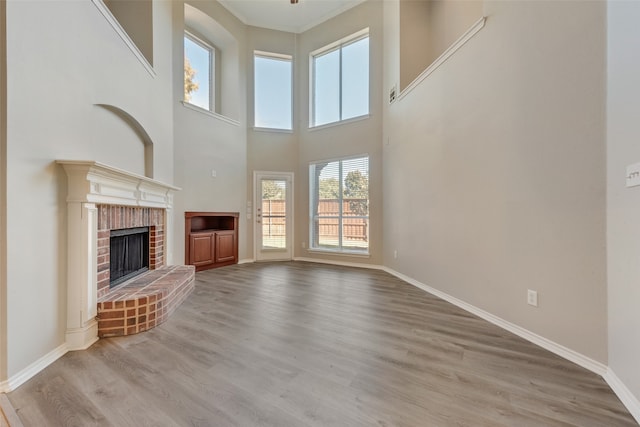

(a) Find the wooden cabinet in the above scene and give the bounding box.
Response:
[185,212,238,271]
[215,230,236,263]
[189,231,215,267]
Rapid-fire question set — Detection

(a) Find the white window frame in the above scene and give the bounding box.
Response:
[309,155,370,255]
[184,30,215,112]
[309,28,370,128]
[253,51,293,131]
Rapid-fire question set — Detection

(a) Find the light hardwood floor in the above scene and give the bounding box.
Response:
[8,262,638,426]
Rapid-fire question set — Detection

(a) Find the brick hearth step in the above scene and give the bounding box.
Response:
[97,265,195,337]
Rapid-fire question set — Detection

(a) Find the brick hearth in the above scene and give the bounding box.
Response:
[97,265,195,337]
[95,205,194,338]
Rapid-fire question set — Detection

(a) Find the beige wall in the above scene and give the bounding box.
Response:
[245,2,383,265]
[172,0,248,265]
[0,0,7,382]
[104,0,154,65]
[246,26,298,259]
[295,0,384,265]
[607,0,640,403]
[400,0,483,91]
[2,0,639,413]
[384,0,608,362]
[4,0,175,377]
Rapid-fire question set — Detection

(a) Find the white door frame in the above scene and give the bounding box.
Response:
[253,171,294,261]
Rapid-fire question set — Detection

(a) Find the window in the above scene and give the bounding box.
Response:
[254,52,292,130]
[311,29,369,127]
[309,156,369,253]
[184,32,214,111]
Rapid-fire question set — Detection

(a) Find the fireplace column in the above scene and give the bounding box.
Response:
[66,201,98,350]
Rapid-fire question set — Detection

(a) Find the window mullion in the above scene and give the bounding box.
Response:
[209,48,214,112]
[338,45,343,121]
[338,160,344,250]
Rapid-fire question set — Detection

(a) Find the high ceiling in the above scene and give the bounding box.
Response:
[218,0,367,34]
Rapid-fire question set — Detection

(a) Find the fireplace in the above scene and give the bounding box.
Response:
[97,205,165,298]
[57,160,180,350]
[110,227,150,287]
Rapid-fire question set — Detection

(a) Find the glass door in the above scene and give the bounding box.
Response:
[254,172,293,261]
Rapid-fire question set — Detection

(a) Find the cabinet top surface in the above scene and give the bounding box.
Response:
[185,212,239,218]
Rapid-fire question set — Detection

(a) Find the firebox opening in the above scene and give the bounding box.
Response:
[110,227,150,288]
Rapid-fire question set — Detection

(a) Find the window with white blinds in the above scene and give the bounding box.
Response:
[309,156,369,253]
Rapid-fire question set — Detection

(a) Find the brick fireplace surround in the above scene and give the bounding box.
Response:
[96,205,165,298]
[58,160,193,350]
[94,205,194,337]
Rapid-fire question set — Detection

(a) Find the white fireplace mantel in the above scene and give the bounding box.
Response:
[57,160,180,208]
[57,160,180,350]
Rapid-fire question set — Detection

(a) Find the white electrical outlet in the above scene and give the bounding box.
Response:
[211,169,217,178]
[302,242,306,249]
[627,162,640,187]
[393,249,398,259]
[527,289,538,307]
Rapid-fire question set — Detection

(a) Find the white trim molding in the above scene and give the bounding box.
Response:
[382,266,608,376]
[398,16,486,101]
[181,102,241,126]
[289,259,640,419]
[293,257,382,271]
[57,161,180,350]
[91,0,155,77]
[0,343,67,392]
[604,369,640,424]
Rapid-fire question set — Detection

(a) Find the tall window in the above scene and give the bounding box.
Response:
[310,156,369,253]
[184,32,214,111]
[311,29,369,127]
[254,51,292,130]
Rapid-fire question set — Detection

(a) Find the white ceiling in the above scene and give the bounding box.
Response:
[218,0,367,34]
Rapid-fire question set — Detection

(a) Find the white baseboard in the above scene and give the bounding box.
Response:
[293,256,383,271]
[238,258,254,265]
[604,368,640,424]
[214,259,640,419]
[0,343,68,392]
[65,320,99,351]
[382,266,608,376]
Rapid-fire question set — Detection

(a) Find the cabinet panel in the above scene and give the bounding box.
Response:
[215,231,236,263]
[190,233,215,266]
[185,212,239,272]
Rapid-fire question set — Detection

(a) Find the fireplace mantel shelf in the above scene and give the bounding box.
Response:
[57,160,180,209]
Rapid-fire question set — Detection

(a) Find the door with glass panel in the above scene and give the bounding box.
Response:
[254,172,293,261]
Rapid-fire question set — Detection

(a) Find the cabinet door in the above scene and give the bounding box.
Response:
[215,231,236,263]
[190,232,215,266]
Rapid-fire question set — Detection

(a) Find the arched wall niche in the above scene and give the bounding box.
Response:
[95,104,155,179]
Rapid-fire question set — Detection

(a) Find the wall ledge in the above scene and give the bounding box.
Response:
[91,0,155,77]
[181,102,241,127]
[397,16,486,102]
